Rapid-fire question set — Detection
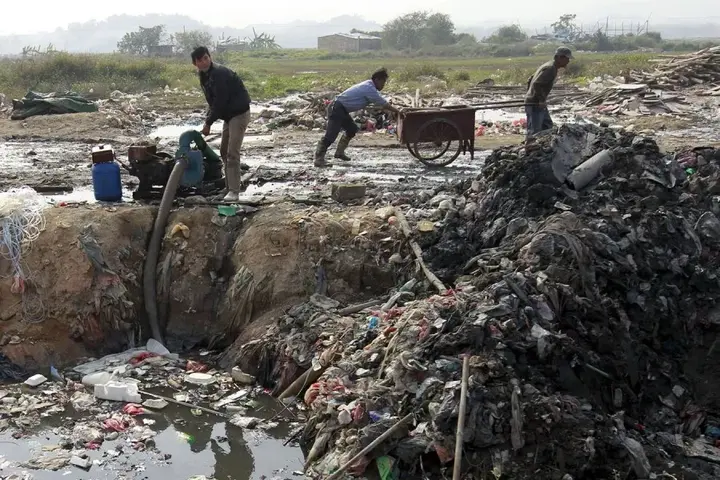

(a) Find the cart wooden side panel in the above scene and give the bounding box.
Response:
[397,107,476,144]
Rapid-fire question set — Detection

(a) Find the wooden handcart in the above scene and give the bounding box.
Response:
[396,101,526,167]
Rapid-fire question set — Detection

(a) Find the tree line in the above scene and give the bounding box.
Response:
[116,25,279,56]
[113,11,718,58]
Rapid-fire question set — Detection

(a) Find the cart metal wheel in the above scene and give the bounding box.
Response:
[412,118,462,167]
[406,143,418,158]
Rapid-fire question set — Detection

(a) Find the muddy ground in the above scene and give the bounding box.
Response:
[3,90,720,480]
[0,112,520,197]
[1,91,718,198]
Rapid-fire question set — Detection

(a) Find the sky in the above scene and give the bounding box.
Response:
[0,0,715,35]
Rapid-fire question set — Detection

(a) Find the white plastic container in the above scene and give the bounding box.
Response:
[24,374,48,387]
[185,372,216,386]
[94,381,142,403]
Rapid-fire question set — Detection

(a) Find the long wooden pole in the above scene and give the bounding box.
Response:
[326,413,414,480]
[453,356,471,480]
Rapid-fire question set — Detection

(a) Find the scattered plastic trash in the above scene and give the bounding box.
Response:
[217,205,237,217]
[70,391,96,411]
[102,418,127,432]
[122,403,145,415]
[69,455,92,470]
[186,360,209,373]
[143,398,169,410]
[376,456,398,480]
[177,432,195,444]
[231,367,255,385]
[229,415,259,429]
[130,352,158,366]
[49,365,64,383]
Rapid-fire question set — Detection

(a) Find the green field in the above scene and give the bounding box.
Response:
[0,50,657,101]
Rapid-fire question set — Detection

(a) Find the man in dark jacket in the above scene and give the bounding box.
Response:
[192,46,252,201]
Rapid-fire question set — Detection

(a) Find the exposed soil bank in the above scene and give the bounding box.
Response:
[0,203,395,371]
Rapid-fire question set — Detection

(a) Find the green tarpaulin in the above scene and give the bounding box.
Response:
[11,90,98,120]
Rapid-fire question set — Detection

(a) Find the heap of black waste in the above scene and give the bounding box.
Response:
[228,124,720,479]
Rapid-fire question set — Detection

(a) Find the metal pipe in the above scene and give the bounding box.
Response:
[566,149,614,190]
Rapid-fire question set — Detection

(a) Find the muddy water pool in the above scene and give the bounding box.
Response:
[0,387,303,480]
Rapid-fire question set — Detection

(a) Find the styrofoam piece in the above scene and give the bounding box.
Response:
[24,374,48,387]
[82,371,114,387]
[93,381,142,403]
[184,372,216,386]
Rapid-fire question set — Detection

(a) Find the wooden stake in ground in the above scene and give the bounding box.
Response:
[453,356,470,480]
[326,413,414,480]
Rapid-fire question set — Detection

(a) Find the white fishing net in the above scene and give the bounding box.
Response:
[0,187,48,323]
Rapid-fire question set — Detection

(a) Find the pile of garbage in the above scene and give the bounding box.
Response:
[230,124,720,479]
[255,92,448,133]
[256,92,335,130]
[101,89,162,128]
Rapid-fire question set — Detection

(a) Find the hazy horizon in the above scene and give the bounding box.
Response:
[1,1,717,36]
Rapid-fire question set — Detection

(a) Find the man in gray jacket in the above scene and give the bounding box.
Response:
[192,46,252,201]
[524,47,573,142]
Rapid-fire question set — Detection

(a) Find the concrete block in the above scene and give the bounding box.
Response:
[331,183,367,202]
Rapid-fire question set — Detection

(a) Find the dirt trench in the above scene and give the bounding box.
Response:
[0,203,395,371]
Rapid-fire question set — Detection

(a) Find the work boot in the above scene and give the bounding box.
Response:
[314,141,333,168]
[223,163,240,202]
[334,135,352,161]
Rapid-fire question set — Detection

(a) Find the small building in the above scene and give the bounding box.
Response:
[317,33,382,53]
[216,42,248,54]
[148,45,174,57]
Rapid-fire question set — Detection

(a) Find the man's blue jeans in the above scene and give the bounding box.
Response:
[525,105,553,140]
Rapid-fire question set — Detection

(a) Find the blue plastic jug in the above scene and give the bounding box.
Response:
[92,161,122,202]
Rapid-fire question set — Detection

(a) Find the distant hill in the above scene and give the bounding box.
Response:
[0,14,383,54]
